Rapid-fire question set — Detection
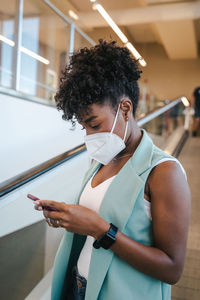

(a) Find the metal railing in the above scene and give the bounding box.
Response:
[137,98,182,126]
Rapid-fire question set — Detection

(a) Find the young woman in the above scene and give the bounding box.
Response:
[34,40,191,300]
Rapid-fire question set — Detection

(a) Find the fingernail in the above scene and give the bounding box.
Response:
[34,205,43,211]
[35,201,40,205]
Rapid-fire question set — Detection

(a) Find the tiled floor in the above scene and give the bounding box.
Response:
[172,136,200,300]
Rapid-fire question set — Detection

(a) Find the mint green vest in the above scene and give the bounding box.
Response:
[51,129,173,300]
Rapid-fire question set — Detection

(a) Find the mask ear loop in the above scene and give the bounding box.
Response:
[123,120,129,142]
[110,103,121,134]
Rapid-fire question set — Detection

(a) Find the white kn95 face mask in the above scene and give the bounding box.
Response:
[84,103,129,165]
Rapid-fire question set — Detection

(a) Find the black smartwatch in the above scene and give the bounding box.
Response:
[93,223,118,249]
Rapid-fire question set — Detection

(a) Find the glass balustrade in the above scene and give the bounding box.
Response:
[141,101,185,149]
[0,0,95,103]
[0,0,17,88]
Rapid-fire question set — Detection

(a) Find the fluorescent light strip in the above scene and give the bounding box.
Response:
[0,34,49,65]
[125,42,141,60]
[139,59,147,67]
[93,3,147,67]
[95,4,128,44]
[126,42,147,67]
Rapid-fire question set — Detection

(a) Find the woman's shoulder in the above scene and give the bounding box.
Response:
[147,156,188,199]
[151,145,187,180]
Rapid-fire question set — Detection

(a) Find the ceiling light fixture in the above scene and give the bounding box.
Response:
[126,42,147,66]
[139,59,147,67]
[94,4,128,44]
[92,3,147,67]
[125,42,141,60]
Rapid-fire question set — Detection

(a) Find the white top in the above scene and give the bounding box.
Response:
[77,158,187,279]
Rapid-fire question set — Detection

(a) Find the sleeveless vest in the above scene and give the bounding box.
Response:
[51,129,173,300]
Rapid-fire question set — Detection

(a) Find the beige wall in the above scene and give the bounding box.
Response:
[138,42,200,101]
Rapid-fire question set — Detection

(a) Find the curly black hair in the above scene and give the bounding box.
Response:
[55,40,142,126]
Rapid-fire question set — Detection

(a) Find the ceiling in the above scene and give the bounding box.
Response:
[0,0,199,60]
[67,0,200,60]
[69,0,144,11]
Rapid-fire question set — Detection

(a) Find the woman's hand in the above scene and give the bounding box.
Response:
[34,200,110,239]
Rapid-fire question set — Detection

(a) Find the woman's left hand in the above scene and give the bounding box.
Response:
[34,200,109,239]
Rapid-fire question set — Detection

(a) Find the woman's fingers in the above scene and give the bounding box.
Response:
[34,205,43,211]
[35,200,68,220]
[33,200,72,229]
[45,218,62,228]
[33,200,68,224]
[43,209,63,220]
[35,199,65,209]
[45,218,53,227]
[34,200,67,212]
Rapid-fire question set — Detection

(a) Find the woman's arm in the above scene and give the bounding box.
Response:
[34,161,190,284]
[108,161,191,284]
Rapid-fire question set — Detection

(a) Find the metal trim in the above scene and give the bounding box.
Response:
[75,27,96,46]
[43,0,96,46]
[13,0,24,91]
[69,22,75,55]
[0,86,56,108]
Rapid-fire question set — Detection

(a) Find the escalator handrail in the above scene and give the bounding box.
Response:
[137,97,182,126]
[0,97,183,198]
[0,144,86,197]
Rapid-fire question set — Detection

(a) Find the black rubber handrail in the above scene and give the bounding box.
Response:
[172,130,189,158]
[0,144,86,198]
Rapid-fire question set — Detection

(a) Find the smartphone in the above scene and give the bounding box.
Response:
[27,193,58,211]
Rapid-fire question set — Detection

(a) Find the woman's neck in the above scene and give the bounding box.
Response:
[110,118,142,165]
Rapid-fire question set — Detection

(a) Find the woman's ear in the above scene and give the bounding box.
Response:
[120,98,132,121]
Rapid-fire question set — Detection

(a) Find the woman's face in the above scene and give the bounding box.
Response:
[79,99,132,140]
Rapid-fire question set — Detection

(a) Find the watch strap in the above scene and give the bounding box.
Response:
[93,223,118,249]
